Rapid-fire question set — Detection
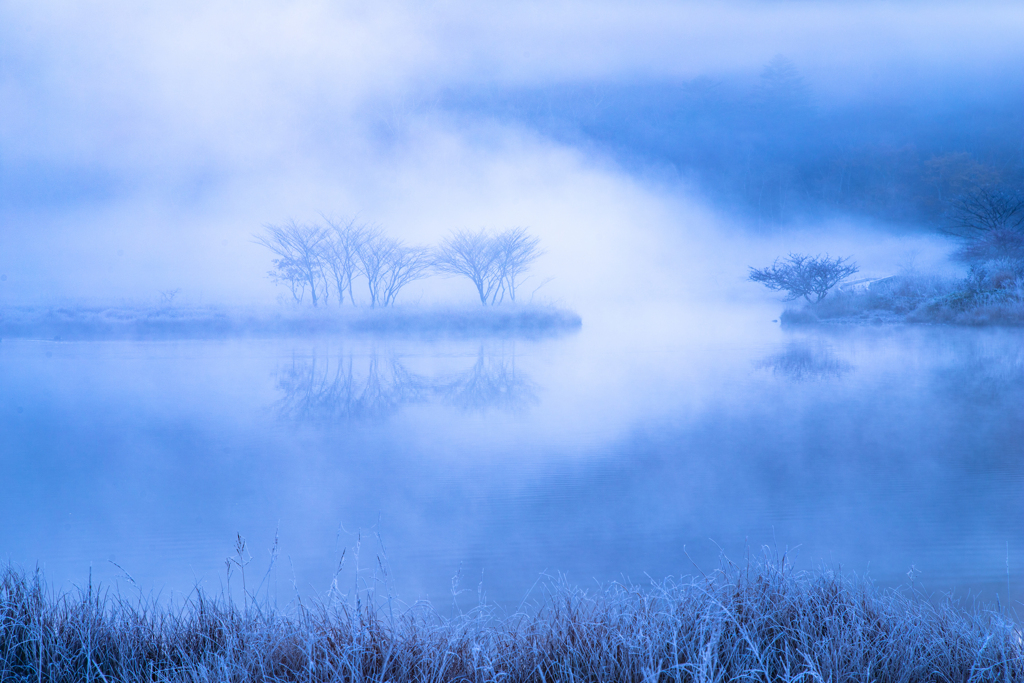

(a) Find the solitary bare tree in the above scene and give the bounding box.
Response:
[357,231,432,307]
[433,228,543,304]
[749,253,858,303]
[321,216,370,306]
[254,222,331,306]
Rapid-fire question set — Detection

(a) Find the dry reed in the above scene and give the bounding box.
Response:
[2,553,1020,682]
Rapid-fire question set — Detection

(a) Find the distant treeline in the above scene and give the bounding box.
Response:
[255,221,543,308]
[444,56,1024,229]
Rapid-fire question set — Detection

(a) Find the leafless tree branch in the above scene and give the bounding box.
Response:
[357,231,431,307]
[749,253,858,303]
[321,216,370,306]
[433,228,543,304]
[254,222,331,306]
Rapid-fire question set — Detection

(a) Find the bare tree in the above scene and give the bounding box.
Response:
[357,231,431,307]
[749,253,858,303]
[944,185,1024,264]
[321,216,369,306]
[945,185,1024,237]
[254,222,331,306]
[493,228,543,302]
[158,289,180,307]
[433,229,502,305]
[433,228,543,304]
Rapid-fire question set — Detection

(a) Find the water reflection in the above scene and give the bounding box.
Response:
[438,348,537,411]
[1,325,1021,608]
[275,353,427,422]
[755,343,851,381]
[275,344,537,422]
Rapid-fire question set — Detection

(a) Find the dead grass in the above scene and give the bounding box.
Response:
[2,552,1021,682]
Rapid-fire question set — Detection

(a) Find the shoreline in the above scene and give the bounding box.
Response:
[0,303,583,340]
[780,309,1024,327]
[778,273,1024,327]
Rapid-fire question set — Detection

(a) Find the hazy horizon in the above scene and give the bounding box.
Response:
[2,1,1022,313]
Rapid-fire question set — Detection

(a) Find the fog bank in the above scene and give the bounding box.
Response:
[1,1,1021,312]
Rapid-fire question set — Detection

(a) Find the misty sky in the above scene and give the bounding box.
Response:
[1,1,1022,308]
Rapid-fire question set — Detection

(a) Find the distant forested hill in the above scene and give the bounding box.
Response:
[441,58,1024,231]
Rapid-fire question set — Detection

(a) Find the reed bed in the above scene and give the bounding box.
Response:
[1,556,1020,682]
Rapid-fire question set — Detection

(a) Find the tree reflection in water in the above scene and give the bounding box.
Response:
[275,344,536,422]
[438,346,537,411]
[275,353,427,422]
[755,343,851,381]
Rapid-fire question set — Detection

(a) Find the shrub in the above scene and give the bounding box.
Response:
[749,254,858,303]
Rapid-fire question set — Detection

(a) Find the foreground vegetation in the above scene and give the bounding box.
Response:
[1,557,1020,682]
[0,304,581,340]
[781,266,1024,327]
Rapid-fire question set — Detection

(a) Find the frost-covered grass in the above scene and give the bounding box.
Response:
[2,556,1021,682]
[782,264,1024,327]
[0,303,582,340]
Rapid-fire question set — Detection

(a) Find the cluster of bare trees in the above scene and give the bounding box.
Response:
[255,221,543,308]
[433,228,543,304]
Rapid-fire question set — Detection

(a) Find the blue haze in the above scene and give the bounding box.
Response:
[1,1,1023,607]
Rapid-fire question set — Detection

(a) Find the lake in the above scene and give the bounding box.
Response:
[2,305,1022,610]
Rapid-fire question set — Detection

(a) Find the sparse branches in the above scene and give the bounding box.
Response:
[944,185,1024,265]
[321,217,370,306]
[158,289,180,307]
[945,185,1024,237]
[493,228,543,303]
[433,230,502,305]
[254,222,331,306]
[357,231,431,307]
[749,253,858,303]
[356,228,390,308]
[379,244,432,307]
[433,228,543,305]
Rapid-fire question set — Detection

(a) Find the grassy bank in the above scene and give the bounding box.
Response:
[781,265,1024,326]
[0,304,582,340]
[2,558,1020,682]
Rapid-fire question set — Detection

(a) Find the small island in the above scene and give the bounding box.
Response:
[0,223,581,340]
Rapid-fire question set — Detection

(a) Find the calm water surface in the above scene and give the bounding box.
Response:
[2,307,1022,608]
